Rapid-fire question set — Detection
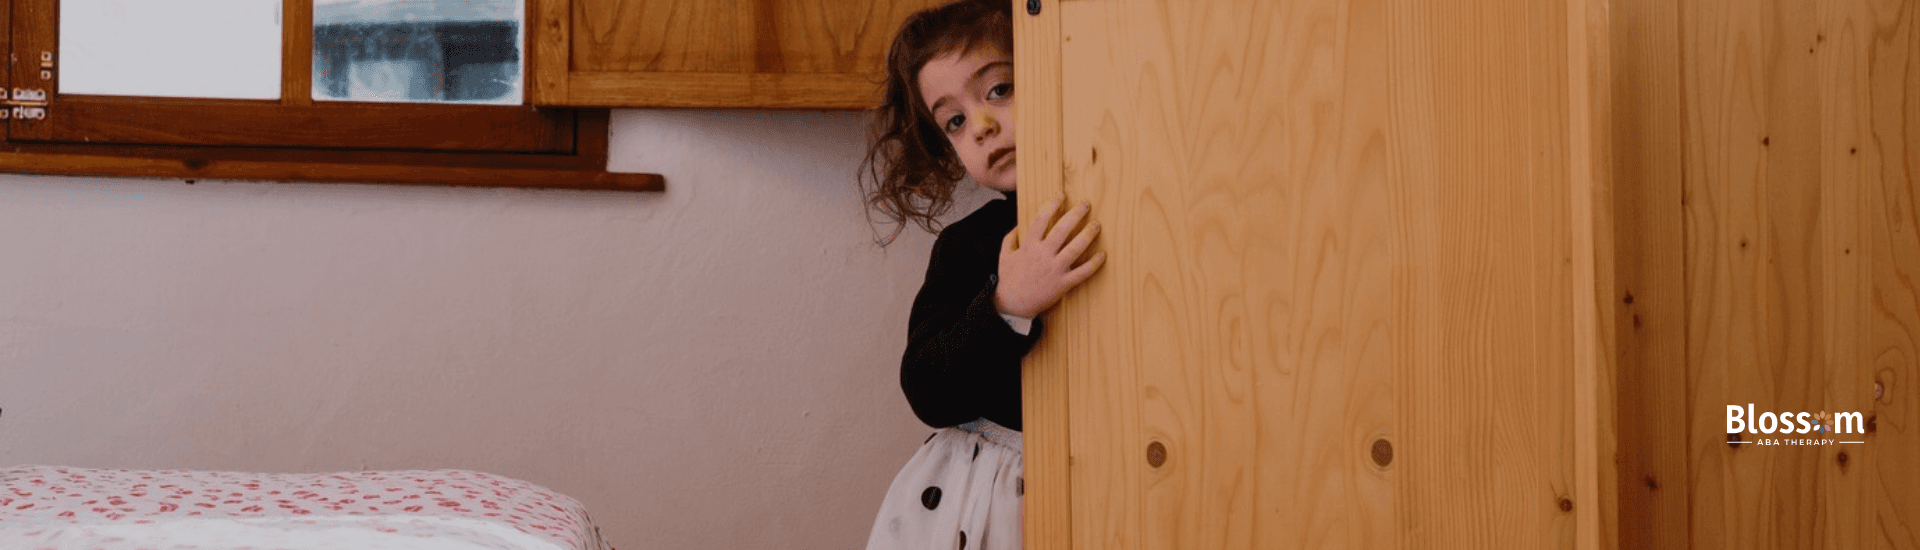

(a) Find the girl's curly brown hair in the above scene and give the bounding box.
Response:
[860,0,1013,245]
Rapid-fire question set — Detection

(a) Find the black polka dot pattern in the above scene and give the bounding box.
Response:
[867,422,1023,549]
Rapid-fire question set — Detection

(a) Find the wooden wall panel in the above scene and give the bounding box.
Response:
[1572,1,1621,548]
[1682,0,1828,547]
[1608,0,1691,546]
[1598,0,1673,545]
[1609,0,1920,547]
[1022,0,1609,548]
[1849,0,1920,547]
[1817,1,1873,544]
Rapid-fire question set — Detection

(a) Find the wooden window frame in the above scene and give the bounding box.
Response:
[1,0,661,191]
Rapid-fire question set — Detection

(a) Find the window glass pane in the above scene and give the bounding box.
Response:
[314,0,523,104]
[58,0,282,99]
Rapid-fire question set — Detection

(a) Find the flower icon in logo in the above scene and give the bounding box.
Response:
[1813,411,1831,434]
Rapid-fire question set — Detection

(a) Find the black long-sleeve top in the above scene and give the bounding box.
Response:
[900,193,1041,431]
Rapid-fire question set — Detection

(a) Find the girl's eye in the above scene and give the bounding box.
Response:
[988,83,1013,100]
[944,114,966,134]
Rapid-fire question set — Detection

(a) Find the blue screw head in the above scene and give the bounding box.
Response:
[1027,0,1041,15]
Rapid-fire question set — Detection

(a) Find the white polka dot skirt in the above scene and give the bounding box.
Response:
[865,418,1023,550]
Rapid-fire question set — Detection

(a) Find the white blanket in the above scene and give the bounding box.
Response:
[0,466,611,550]
[0,515,567,550]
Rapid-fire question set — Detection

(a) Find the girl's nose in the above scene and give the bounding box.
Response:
[975,111,999,141]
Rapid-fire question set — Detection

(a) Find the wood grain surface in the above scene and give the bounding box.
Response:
[1570,1,1620,548]
[1608,0,1692,547]
[564,72,882,109]
[1605,0,1920,547]
[550,0,941,108]
[1021,0,1612,548]
[282,0,313,107]
[0,149,661,191]
[1683,1,1826,547]
[1015,2,1071,550]
[570,0,919,73]
[1853,0,1920,544]
[0,110,653,191]
[33,97,574,153]
[530,0,571,104]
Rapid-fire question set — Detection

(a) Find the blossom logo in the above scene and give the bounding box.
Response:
[1726,404,1866,446]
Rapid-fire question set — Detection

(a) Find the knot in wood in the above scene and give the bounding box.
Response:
[1370,439,1393,467]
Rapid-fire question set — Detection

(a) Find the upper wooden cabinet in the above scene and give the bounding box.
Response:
[531,0,946,109]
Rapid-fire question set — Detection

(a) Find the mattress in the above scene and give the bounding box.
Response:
[0,465,611,550]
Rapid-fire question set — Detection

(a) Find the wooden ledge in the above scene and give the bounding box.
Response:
[0,147,663,191]
[0,109,661,192]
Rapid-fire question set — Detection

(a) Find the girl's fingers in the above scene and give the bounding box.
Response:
[1029,194,1066,245]
[1060,220,1100,261]
[1003,227,1019,252]
[1063,251,1108,287]
[1046,200,1091,245]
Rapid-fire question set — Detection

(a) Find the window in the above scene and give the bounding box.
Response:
[2,0,659,191]
[312,0,522,104]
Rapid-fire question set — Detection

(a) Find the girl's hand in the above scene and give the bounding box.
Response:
[996,194,1107,318]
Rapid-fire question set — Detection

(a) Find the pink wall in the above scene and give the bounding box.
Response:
[0,109,991,549]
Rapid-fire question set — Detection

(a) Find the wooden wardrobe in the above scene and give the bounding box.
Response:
[1011,0,1917,548]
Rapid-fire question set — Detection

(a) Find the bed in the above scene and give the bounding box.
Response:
[0,465,613,550]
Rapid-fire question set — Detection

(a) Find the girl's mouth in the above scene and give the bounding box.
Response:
[988,147,1015,169]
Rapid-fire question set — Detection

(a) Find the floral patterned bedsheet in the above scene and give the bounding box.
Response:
[0,465,611,550]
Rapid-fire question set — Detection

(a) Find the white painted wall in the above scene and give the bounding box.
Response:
[0,109,992,549]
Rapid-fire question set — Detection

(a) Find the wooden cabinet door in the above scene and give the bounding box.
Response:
[530,0,944,108]
[1015,0,1616,548]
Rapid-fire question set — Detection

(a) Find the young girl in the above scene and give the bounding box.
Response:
[859,1,1104,548]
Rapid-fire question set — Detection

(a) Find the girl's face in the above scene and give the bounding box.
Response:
[918,45,1016,192]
